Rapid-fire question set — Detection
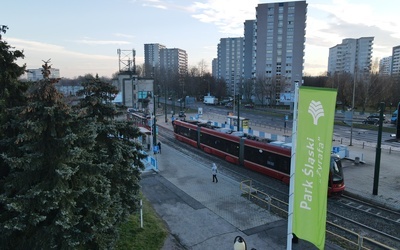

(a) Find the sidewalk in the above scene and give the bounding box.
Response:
[141,143,342,249]
[140,112,399,249]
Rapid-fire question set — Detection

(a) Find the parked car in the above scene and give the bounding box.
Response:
[244,103,254,108]
[225,102,233,108]
[368,113,385,119]
[362,114,386,125]
[362,117,379,125]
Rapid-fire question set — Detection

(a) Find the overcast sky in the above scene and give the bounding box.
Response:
[3,0,399,78]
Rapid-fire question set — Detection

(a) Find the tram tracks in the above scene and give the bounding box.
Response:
[337,194,400,224]
[158,125,400,249]
[328,195,400,249]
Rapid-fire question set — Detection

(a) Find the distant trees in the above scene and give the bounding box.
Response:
[323,71,400,112]
[0,31,144,249]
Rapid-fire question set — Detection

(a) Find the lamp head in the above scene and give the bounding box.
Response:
[233,236,247,250]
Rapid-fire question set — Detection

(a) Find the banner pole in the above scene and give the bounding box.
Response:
[287,82,299,249]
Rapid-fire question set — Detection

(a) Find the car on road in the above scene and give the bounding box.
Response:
[362,114,386,125]
[368,113,385,119]
[362,117,379,125]
[225,102,233,108]
[244,103,254,108]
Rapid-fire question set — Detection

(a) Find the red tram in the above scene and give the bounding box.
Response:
[173,119,345,195]
[127,110,151,131]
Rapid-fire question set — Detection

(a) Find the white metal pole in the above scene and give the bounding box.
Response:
[287,82,299,249]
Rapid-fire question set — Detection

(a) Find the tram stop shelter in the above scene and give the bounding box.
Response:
[226,114,249,131]
[138,127,152,151]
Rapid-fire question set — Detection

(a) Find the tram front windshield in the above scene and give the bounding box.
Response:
[330,157,344,183]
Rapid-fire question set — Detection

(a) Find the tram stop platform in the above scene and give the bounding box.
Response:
[140,111,400,250]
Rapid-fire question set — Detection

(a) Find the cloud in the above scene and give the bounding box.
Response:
[190,0,259,35]
[5,38,65,52]
[307,0,400,59]
[140,0,168,9]
[313,0,400,36]
[5,37,118,78]
[75,39,131,45]
[113,33,135,39]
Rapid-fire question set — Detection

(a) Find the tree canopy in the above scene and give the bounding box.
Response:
[0,31,144,249]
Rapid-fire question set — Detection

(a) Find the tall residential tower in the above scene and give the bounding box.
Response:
[253,1,307,101]
[391,45,400,78]
[159,48,188,77]
[217,37,244,96]
[328,37,374,79]
[144,43,166,77]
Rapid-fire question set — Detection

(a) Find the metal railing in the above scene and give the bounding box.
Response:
[239,180,395,250]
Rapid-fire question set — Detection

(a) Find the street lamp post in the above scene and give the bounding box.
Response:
[164,84,168,123]
[350,70,356,146]
[153,95,157,150]
[237,94,240,131]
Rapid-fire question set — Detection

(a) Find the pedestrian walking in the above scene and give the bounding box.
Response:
[157,141,161,154]
[211,163,218,183]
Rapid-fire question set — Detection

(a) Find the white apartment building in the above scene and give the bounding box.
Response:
[26,68,60,81]
[328,37,374,79]
[379,56,392,76]
[144,44,188,78]
[159,48,188,77]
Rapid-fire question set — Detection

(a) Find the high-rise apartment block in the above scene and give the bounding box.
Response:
[144,43,166,77]
[243,20,256,81]
[253,1,306,94]
[160,48,188,76]
[212,58,218,78]
[214,1,307,102]
[217,37,244,96]
[391,45,400,77]
[328,37,374,78]
[144,44,187,78]
[379,56,392,76]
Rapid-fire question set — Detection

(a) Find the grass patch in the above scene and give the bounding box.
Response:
[116,195,168,250]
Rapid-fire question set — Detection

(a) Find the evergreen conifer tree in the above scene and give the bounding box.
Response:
[1,29,144,248]
[0,25,29,179]
[1,60,99,248]
[74,74,144,248]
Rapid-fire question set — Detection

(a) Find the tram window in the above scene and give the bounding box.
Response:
[244,145,290,174]
[267,155,275,168]
[330,158,344,183]
[266,155,275,168]
[244,146,264,165]
[200,133,239,155]
[280,157,290,174]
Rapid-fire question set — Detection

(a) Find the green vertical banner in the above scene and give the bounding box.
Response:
[293,86,337,249]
